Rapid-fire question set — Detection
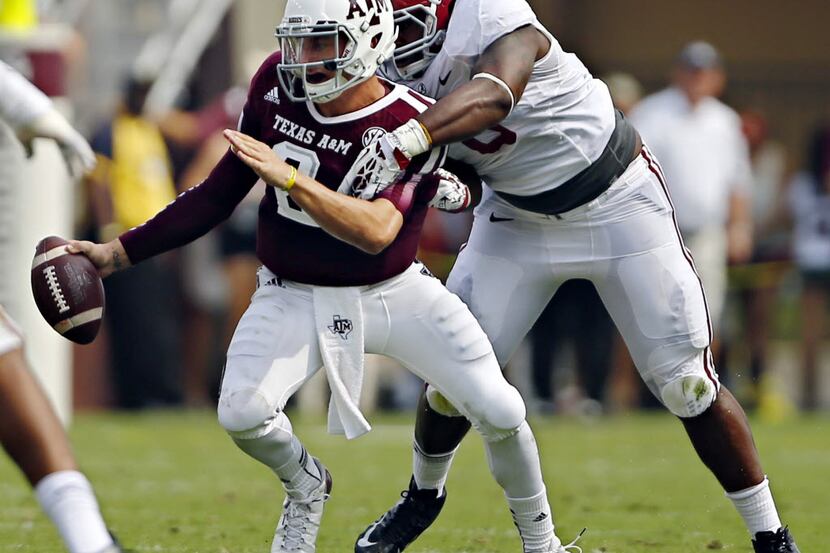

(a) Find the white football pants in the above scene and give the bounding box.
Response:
[449,149,719,405]
[218,263,526,443]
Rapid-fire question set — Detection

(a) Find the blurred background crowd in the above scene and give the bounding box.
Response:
[1,0,828,421]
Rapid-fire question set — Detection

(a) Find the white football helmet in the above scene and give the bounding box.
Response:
[276,0,397,103]
[384,0,451,81]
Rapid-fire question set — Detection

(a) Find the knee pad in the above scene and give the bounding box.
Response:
[469,385,527,443]
[426,385,463,417]
[660,374,718,418]
[217,387,290,440]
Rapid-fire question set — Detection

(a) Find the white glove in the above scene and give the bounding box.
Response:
[350,137,405,200]
[429,168,471,213]
[351,119,432,200]
[18,108,97,177]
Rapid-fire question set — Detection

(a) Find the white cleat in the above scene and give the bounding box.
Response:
[271,460,333,552]
[528,529,586,553]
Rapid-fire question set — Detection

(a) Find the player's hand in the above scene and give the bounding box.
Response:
[350,120,432,200]
[223,129,295,190]
[429,168,472,213]
[19,108,96,178]
[66,239,130,278]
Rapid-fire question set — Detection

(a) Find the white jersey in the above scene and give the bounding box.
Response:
[0,60,52,130]
[392,0,616,196]
[630,87,752,233]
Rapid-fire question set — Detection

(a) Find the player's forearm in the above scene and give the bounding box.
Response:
[103,239,131,276]
[417,79,513,145]
[288,173,403,254]
[417,25,542,147]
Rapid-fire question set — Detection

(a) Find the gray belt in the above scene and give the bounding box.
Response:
[496,110,641,215]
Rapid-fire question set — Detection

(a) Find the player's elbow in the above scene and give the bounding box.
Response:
[472,84,513,123]
[356,226,397,255]
[353,204,402,254]
[486,94,513,120]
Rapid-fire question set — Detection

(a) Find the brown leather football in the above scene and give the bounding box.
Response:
[31,236,105,344]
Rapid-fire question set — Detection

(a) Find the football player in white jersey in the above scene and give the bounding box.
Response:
[0,61,120,553]
[352,1,799,552]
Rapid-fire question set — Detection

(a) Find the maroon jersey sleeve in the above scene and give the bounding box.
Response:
[119,151,259,264]
[119,54,279,264]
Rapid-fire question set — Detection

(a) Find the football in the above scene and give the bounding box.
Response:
[30,236,105,344]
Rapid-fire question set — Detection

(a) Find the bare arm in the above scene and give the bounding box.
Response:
[224,130,403,254]
[727,192,753,264]
[419,25,549,145]
[289,173,403,254]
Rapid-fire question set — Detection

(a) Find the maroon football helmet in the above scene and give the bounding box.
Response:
[388,0,453,80]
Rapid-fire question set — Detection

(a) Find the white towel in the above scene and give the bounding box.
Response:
[312,286,371,439]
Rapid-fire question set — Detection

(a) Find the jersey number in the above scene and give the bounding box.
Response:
[462,124,517,154]
[271,142,320,227]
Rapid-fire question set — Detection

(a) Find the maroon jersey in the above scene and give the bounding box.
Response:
[121,52,446,286]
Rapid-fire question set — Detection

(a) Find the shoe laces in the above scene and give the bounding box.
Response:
[276,494,327,551]
[375,488,438,543]
[559,528,587,553]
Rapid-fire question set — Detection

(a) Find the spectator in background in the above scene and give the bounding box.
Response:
[529,280,614,415]
[788,124,830,411]
[602,72,645,411]
[631,41,754,342]
[165,88,261,404]
[87,75,182,409]
[604,72,643,116]
[733,110,791,410]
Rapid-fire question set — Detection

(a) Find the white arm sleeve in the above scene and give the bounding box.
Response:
[0,60,53,129]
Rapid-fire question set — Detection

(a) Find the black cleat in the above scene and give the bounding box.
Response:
[355,477,446,553]
[97,530,128,553]
[752,527,800,553]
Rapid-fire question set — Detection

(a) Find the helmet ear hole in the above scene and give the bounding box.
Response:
[275,0,396,103]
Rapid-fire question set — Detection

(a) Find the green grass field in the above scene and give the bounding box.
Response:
[0,411,826,552]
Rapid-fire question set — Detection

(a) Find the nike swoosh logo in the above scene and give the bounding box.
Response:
[438,70,452,86]
[356,528,379,548]
[489,212,514,223]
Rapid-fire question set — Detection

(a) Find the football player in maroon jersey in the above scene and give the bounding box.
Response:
[68,1,569,551]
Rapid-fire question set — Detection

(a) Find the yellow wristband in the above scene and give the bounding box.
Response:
[418,121,433,146]
[284,166,298,191]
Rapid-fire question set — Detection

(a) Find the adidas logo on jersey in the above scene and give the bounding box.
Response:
[264,87,280,105]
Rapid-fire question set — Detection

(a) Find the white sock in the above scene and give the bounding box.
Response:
[273,439,324,499]
[484,422,545,499]
[412,441,455,495]
[507,489,559,552]
[726,477,782,535]
[35,470,114,553]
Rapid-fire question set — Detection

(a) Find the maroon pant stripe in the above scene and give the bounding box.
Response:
[640,147,718,388]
